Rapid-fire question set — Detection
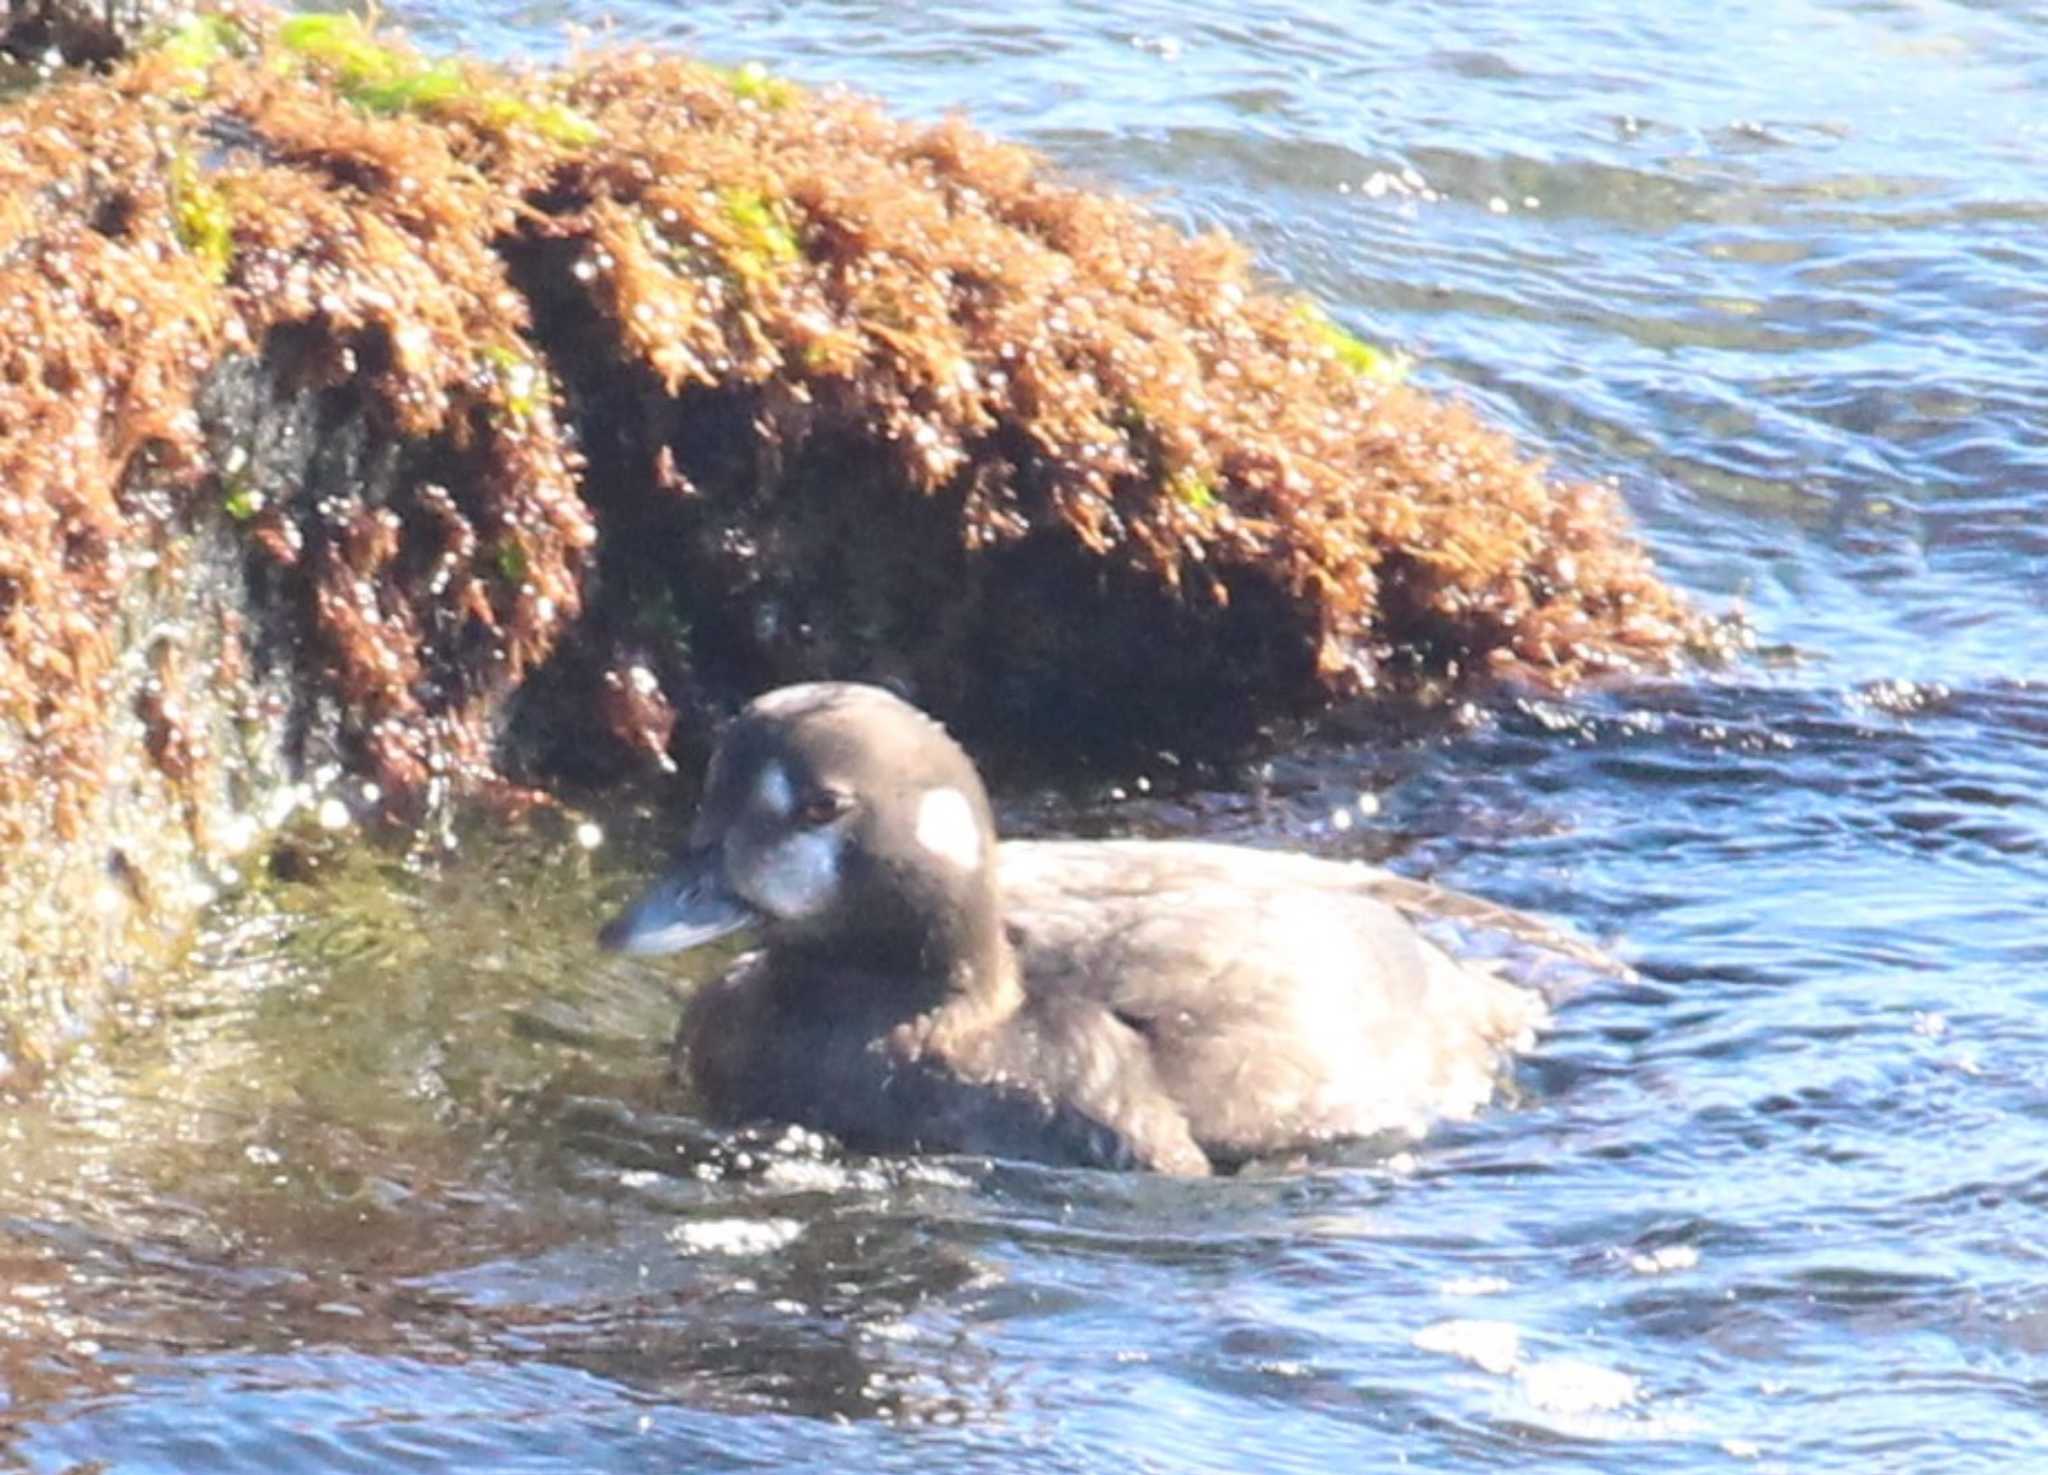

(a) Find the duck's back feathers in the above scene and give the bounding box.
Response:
[999,840,1548,1164]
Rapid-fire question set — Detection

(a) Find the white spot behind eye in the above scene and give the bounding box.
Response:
[755,760,794,818]
[915,787,983,871]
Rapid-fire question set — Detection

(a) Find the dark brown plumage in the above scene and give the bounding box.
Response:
[601,683,1547,1175]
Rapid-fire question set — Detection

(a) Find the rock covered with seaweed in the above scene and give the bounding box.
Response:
[0,4,1709,1080]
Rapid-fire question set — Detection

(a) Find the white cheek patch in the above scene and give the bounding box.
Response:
[754,759,794,818]
[915,786,983,872]
[746,829,841,920]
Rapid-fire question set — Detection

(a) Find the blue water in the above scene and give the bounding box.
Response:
[5,2,2046,1471]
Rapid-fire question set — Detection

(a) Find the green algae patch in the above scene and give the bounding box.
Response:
[719,188,801,274]
[153,12,248,90]
[1295,301,1405,381]
[480,342,548,422]
[1169,469,1218,511]
[168,149,233,282]
[276,11,422,86]
[221,480,263,522]
[277,10,597,145]
[719,60,799,111]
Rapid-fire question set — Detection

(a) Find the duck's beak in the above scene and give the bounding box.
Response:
[597,846,757,955]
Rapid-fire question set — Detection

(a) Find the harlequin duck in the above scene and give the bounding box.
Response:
[598,682,1548,1175]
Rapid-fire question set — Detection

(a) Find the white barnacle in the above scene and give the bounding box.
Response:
[915,787,983,871]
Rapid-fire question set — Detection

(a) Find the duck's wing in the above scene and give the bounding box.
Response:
[997,840,1548,1163]
[1324,870,1634,984]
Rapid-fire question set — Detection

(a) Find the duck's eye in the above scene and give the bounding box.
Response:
[794,790,851,828]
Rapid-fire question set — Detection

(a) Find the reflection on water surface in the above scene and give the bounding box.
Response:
[8,0,2048,1469]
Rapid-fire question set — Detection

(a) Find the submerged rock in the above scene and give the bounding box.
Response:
[0,4,1709,1079]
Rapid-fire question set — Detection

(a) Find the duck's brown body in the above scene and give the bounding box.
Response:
[603,684,1547,1175]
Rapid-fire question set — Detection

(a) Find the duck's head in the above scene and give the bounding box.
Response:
[598,683,1003,982]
